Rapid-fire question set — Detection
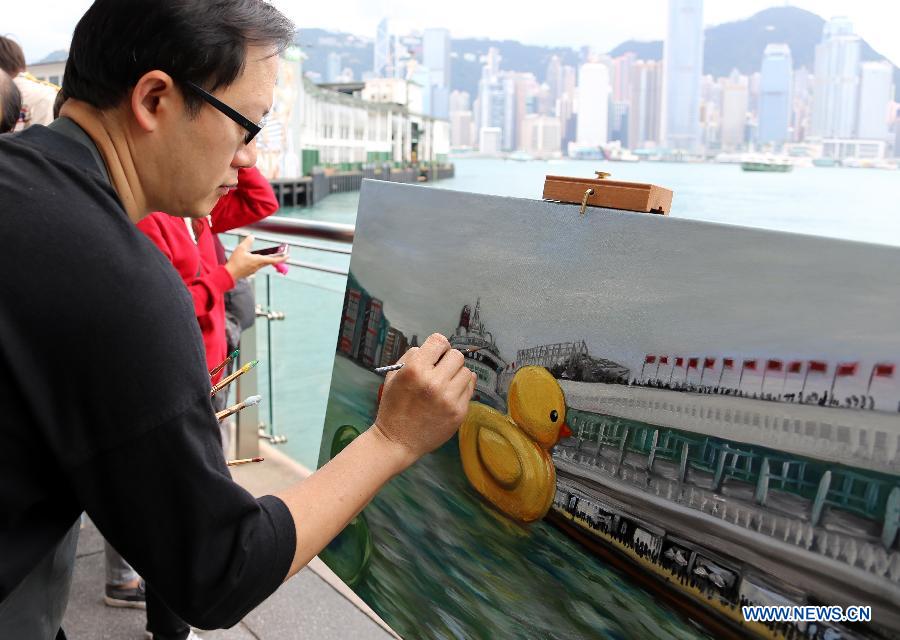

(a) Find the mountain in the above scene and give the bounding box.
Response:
[298,6,899,102]
[448,39,580,100]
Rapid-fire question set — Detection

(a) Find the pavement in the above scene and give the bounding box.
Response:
[61,444,398,640]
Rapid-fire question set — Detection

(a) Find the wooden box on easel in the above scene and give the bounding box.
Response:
[542,172,673,215]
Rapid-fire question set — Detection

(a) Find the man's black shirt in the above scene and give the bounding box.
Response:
[0,124,296,628]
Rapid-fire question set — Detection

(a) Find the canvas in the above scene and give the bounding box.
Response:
[317,179,900,639]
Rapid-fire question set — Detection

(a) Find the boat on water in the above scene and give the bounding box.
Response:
[813,157,840,168]
[449,299,507,411]
[740,154,793,172]
[507,151,534,162]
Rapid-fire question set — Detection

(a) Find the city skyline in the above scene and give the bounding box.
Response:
[7,1,900,67]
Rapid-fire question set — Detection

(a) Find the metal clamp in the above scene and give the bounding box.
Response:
[579,188,595,216]
[255,305,286,321]
[259,427,288,445]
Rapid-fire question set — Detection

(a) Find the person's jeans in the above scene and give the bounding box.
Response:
[0,518,79,640]
[105,541,139,586]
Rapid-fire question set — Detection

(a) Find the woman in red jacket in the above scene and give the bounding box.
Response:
[131,166,285,637]
[137,165,286,391]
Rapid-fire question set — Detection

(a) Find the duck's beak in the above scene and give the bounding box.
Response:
[559,422,572,439]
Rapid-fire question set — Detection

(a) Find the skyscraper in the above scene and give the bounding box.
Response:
[477,49,505,150]
[374,18,391,78]
[628,60,663,148]
[545,55,563,103]
[720,70,749,151]
[423,28,452,119]
[662,0,704,151]
[857,61,894,140]
[449,90,471,112]
[811,17,861,139]
[758,44,793,147]
[575,62,610,148]
[791,66,813,142]
[423,28,451,88]
[611,53,636,103]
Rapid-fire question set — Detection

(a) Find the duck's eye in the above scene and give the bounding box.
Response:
[550,410,558,423]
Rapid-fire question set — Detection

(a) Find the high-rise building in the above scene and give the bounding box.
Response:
[502,72,538,152]
[546,55,563,102]
[811,17,861,139]
[374,18,391,78]
[611,53,636,103]
[608,101,630,147]
[628,60,663,148]
[662,0,704,151]
[857,61,894,140]
[450,110,475,147]
[791,66,813,142]
[520,115,562,155]
[478,48,505,149]
[449,90,471,112]
[758,44,793,147]
[423,28,451,88]
[479,127,502,155]
[575,62,610,148]
[423,28,452,119]
[326,52,342,83]
[562,65,577,98]
[720,70,749,151]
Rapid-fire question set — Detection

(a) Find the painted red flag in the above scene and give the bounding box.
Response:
[704,357,716,369]
[723,358,734,369]
[808,360,827,373]
[766,359,783,372]
[660,356,669,365]
[688,357,699,369]
[874,363,895,378]
[675,357,684,367]
[836,362,858,377]
[743,359,757,371]
[788,361,803,374]
[645,355,656,364]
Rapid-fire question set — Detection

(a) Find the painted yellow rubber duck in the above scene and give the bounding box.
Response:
[459,366,571,523]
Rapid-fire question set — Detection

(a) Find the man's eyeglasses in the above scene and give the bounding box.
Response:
[183,81,265,145]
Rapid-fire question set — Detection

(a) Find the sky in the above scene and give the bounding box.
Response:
[5,1,899,67]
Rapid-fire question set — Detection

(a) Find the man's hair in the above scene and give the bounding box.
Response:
[63,0,295,114]
[0,36,27,76]
[0,70,22,133]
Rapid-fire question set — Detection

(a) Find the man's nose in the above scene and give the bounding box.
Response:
[233,138,257,169]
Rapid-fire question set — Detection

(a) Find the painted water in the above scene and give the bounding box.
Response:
[319,356,709,640]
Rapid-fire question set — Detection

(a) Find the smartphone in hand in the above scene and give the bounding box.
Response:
[250,243,288,256]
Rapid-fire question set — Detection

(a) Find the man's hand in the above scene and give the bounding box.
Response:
[224,235,287,281]
[276,333,476,578]
[373,333,478,471]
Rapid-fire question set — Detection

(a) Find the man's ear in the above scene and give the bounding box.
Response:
[130,70,178,133]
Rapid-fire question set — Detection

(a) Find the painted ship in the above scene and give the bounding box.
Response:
[547,379,900,639]
[450,299,507,411]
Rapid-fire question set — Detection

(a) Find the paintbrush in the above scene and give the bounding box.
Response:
[209,349,240,378]
[215,395,262,421]
[374,347,483,374]
[226,456,265,467]
[210,360,259,396]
